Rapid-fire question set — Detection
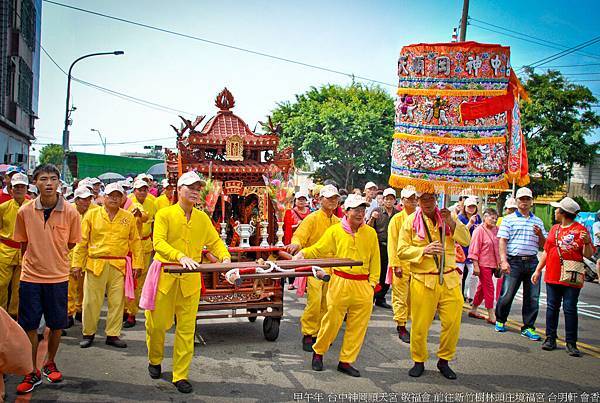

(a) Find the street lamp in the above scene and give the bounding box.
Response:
[90,128,107,155]
[62,50,124,179]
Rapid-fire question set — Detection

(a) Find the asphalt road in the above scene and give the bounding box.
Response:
[4,280,600,402]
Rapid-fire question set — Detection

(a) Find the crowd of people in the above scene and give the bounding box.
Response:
[0,164,595,398]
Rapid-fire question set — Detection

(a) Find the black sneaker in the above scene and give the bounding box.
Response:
[105,336,127,348]
[337,362,360,377]
[66,316,74,329]
[173,379,193,393]
[148,364,161,379]
[375,301,392,309]
[79,335,95,348]
[123,315,136,329]
[566,343,581,357]
[397,326,410,344]
[302,335,315,352]
[75,312,82,322]
[437,360,457,380]
[408,362,424,377]
[541,337,556,351]
[311,353,323,371]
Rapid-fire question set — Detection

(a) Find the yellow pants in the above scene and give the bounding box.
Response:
[125,252,152,316]
[0,262,20,318]
[82,264,125,337]
[410,277,463,363]
[392,273,411,326]
[300,276,328,337]
[312,276,373,364]
[68,272,84,317]
[145,278,200,383]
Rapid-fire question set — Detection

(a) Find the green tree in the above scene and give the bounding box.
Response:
[39,144,64,167]
[521,68,599,195]
[268,83,394,189]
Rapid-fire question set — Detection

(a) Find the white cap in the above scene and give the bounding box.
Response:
[505,197,517,209]
[11,172,28,186]
[464,197,478,207]
[28,184,38,194]
[126,176,134,183]
[89,177,101,185]
[364,181,378,191]
[79,179,93,190]
[135,173,147,181]
[343,194,370,210]
[104,182,125,196]
[551,197,580,214]
[74,186,93,199]
[400,186,417,199]
[382,188,396,198]
[161,179,171,188]
[133,179,149,190]
[515,187,533,199]
[294,191,309,200]
[177,171,206,187]
[120,180,132,189]
[319,184,339,198]
[146,174,153,180]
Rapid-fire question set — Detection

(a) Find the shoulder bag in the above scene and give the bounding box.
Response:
[555,226,585,287]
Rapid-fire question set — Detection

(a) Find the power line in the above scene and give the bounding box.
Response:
[562,72,600,76]
[34,136,175,147]
[571,79,600,83]
[469,17,600,61]
[41,45,195,116]
[43,0,395,88]
[541,63,600,68]
[518,35,600,73]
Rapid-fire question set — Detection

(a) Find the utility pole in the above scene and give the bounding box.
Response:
[459,0,469,42]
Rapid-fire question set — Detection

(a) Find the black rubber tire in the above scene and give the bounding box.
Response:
[263,317,280,341]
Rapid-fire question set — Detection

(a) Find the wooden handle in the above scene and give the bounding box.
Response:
[162,258,363,273]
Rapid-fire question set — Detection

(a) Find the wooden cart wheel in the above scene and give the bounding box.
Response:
[263,316,280,341]
[247,308,258,322]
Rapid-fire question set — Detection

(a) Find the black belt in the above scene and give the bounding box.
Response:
[508,255,537,261]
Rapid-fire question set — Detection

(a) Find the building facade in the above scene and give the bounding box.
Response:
[0,0,41,170]
[568,154,600,202]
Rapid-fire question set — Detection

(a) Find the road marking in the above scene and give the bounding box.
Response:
[462,304,600,359]
[514,289,600,320]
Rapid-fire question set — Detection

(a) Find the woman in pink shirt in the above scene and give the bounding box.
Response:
[467,208,500,323]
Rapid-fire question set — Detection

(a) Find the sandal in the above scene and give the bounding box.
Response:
[468,311,486,320]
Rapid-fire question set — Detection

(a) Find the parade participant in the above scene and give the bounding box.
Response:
[27,184,38,199]
[467,208,501,324]
[368,187,398,309]
[458,197,482,303]
[0,173,30,318]
[0,307,32,400]
[132,174,156,203]
[363,181,378,220]
[293,194,380,377]
[388,186,417,343]
[285,184,341,352]
[66,186,99,328]
[88,177,104,206]
[397,192,470,380]
[495,187,547,340]
[283,192,311,290]
[72,182,143,349]
[497,197,517,226]
[13,164,81,394]
[148,178,159,197]
[145,171,231,394]
[124,179,156,328]
[0,167,20,204]
[532,197,592,357]
[155,179,174,211]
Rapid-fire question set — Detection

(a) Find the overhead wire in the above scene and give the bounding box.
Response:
[517,35,600,73]
[42,0,396,88]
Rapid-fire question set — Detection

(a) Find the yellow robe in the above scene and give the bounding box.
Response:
[291,209,340,337]
[302,223,380,363]
[388,209,411,326]
[146,203,230,383]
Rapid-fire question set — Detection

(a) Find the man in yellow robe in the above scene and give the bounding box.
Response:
[397,192,470,380]
[146,171,230,394]
[154,179,173,212]
[285,184,340,352]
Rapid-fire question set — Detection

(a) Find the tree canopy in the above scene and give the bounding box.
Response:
[268,83,394,189]
[521,68,599,195]
[39,144,64,167]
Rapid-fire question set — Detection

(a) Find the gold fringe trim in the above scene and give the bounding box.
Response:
[388,174,509,196]
[397,88,507,97]
[394,132,506,145]
[506,172,531,187]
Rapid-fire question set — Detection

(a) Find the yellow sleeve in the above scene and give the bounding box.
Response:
[201,213,231,262]
[153,210,185,262]
[301,225,336,259]
[397,216,425,265]
[291,213,314,247]
[387,215,401,267]
[129,219,143,269]
[452,221,471,247]
[72,213,91,269]
[368,230,381,287]
[0,203,6,233]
